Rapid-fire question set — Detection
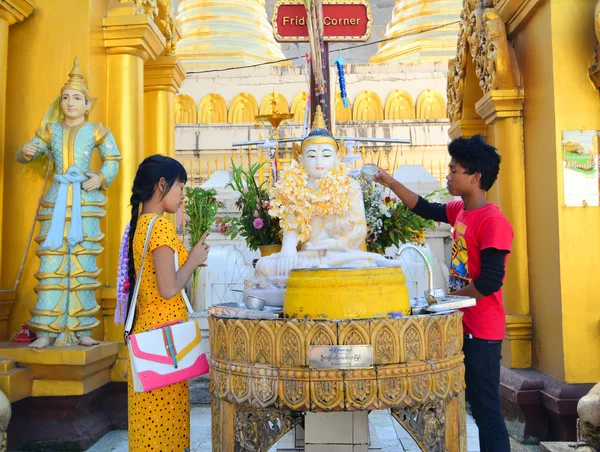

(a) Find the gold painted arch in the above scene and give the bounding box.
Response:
[198,93,227,123]
[291,92,308,123]
[335,92,352,122]
[228,93,259,123]
[353,91,383,121]
[175,94,197,124]
[259,92,289,115]
[385,90,414,120]
[416,89,446,119]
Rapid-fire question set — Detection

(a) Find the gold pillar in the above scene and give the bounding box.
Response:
[476,89,532,369]
[144,55,186,158]
[102,3,165,343]
[0,1,34,339]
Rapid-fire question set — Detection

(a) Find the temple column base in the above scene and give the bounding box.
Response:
[7,382,126,450]
[500,367,594,443]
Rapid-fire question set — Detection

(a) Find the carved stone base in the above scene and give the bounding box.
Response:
[212,397,302,452]
[391,390,466,452]
[500,367,594,443]
[7,382,126,450]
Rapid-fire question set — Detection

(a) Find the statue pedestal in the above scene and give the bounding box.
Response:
[209,310,467,451]
[0,342,118,396]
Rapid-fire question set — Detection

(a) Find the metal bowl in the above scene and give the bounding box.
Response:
[244,295,266,311]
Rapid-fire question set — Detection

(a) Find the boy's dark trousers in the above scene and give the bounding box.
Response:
[463,335,511,452]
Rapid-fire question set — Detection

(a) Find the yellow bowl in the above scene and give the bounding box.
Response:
[284,267,411,320]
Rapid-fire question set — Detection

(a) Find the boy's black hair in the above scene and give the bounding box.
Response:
[448,134,501,191]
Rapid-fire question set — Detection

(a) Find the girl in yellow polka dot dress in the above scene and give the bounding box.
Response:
[121,155,210,451]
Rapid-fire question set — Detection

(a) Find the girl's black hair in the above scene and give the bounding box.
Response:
[127,155,187,307]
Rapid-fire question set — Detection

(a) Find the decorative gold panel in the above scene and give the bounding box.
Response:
[353,91,383,121]
[228,93,259,123]
[344,368,378,410]
[384,90,415,120]
[175,94,197,123]
[371,319,400,365]
[400,319,426,362]
[278,367,310,411]
[310,370,345,411]
[259,92,289,115]
[276,321,305,367]
[291,92,308,123]
[250,321,276,365]
[335,92,352,122]
[425,317,445,360]
[198,93,227,123]
[416,89,446,119]
[339,320,369,346]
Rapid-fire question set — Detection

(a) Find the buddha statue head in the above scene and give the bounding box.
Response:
[59,57,96,121]
[298,106,339,180]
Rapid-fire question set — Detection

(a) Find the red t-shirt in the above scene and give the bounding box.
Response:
[445,201,513,340]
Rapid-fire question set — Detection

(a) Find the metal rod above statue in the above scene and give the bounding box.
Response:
[272,0,373,132]
[305,0,331,131]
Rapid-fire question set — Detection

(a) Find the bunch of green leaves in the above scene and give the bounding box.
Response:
[362,183,447,255]
[221,159,281,251]
[184,187,222,247]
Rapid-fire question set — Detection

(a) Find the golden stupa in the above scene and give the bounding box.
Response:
[176,0,289,68]
[370,0,462,63]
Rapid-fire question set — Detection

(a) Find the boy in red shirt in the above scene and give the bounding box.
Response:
[374,134,512,451]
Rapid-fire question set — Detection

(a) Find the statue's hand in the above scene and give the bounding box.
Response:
[20,141,40,159]
[305,238,346,251]
[276,249,298,277]
[82,172,102,192]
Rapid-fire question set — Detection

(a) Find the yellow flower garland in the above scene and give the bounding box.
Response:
[269,160,353,242]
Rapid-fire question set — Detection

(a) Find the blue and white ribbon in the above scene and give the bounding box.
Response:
[335,55,349,109]
[40,166,88,251]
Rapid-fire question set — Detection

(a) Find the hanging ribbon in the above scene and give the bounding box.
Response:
[335,55,349,109]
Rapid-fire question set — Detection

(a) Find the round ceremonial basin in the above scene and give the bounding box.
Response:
[284,267,411,319]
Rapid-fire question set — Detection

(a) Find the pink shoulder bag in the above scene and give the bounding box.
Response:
[125,215,209,393]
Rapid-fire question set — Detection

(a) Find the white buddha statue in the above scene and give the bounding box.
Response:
[253,107,399,287]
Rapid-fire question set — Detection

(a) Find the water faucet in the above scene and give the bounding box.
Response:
[395,244,437,304]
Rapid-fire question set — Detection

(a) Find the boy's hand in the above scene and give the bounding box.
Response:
[373,167,396,188]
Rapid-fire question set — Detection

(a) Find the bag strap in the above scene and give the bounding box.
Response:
[174,251,194,314]
[124,215,160,338]
[124,216,197,338]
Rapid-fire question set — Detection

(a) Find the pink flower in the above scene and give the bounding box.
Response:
[218,201,224,207]
[253,218,264,230]
[262,200,271,209]
[253,210,259,217]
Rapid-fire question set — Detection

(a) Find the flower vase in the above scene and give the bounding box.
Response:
[258,244,282,257]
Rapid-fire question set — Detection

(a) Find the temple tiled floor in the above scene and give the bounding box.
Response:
[86,405,536,452]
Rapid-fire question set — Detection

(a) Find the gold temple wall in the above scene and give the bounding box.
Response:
[3,0,110,341]
[509,0,565,382]
[536,0,600,383]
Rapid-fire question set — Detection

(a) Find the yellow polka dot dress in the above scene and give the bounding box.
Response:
[128,214,190,451]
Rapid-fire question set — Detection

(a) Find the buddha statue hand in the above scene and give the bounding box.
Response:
[275,248,298,277]
[305,237,346,251]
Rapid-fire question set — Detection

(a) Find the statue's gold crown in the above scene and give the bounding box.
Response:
[312,105,327,129]
[295,106,338,159]
[61,57,92,100]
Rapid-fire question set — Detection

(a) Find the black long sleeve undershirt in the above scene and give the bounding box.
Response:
[412,196,449,223]
[410,196,508,297]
